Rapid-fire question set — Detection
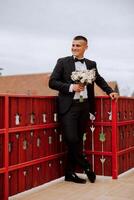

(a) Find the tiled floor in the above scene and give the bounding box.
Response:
[10,169,134,200]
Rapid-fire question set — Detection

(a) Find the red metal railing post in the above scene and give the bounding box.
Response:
[4,95,9,200]
[112,99,118,179]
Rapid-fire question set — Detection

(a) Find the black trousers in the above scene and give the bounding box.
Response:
[61,100,91,175]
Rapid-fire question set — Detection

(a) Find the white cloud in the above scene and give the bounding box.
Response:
[0,30,71,74]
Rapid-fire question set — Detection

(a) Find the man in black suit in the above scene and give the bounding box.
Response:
[49,35,118,184]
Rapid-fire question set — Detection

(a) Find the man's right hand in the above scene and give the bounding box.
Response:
[73,84,85,92]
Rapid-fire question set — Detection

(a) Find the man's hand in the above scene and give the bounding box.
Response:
[73,84,85,92]
[109,92,119,101]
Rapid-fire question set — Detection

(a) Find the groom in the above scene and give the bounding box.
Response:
[49,35,118,184]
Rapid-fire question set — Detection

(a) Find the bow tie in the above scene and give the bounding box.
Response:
[74,58,85,63]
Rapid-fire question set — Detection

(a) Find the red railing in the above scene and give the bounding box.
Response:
[84,97,134,178]
[0,95,134,200]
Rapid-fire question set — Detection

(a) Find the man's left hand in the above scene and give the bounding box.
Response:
[109,92,119,101]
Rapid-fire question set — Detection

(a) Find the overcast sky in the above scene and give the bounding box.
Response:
[0,0,134,96]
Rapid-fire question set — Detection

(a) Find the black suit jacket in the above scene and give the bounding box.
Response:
[49,56,113,115]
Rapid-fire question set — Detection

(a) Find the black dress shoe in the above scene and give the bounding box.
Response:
[85,170,96,183]
[65,173,86,184]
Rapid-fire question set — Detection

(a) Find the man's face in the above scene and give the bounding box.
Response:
[71,39,88,58]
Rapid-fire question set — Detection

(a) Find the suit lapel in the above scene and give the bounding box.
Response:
[68,56,75,72]
[85,59,93,70]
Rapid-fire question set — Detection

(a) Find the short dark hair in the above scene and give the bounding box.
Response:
[73,35,88,43]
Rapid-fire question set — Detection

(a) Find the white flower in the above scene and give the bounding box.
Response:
[71,69,96,85]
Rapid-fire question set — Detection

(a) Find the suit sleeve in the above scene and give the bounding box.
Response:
[49,58,71,94]
[95,63,114,95]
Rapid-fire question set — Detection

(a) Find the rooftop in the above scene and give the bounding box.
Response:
[0,73,119,96]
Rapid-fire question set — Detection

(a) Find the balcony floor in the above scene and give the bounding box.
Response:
[10,169,134,200]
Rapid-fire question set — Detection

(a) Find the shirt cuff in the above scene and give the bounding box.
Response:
[69,84,74,92]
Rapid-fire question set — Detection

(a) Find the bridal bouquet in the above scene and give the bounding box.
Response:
[71,69,96,102]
